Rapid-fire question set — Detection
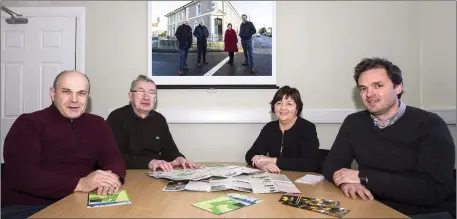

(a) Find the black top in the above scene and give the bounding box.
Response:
[322,106,456,216]
[245,117,320,172]
[175,24,193,49]
[106,105,185,169]
[193,25,209,41]
[239,21,256,39]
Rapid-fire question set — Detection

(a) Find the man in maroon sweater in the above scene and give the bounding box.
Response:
[1,71,126,219]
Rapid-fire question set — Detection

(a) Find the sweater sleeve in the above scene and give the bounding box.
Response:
[159,116,185,162]
[193,27,199,38]
[96,119,127,182]
[322,117,355,183]
[245,125,269,166]
[276,123,320,172]
[3,115,80,199]
[106,112,156,169]
[250,22,257,36]
[175,26,182,43]
[359,114,455,206]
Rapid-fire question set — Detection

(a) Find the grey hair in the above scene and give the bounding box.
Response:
[130,75,156,91]
[53,70,90,92]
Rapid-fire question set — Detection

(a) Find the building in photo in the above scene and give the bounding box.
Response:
[165,1,242,42]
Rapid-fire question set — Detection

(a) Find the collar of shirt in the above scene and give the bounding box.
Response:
[371,100,406,129]
[129,104,154,119]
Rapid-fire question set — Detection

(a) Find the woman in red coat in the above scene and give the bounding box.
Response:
[224,23,238,65]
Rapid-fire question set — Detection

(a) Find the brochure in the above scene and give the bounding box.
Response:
[87,190,131,208]
[192,193,262,215]
[279,195,350,218]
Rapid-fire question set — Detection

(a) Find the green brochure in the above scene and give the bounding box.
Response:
[87,190,131,208]
[192,193,262,215]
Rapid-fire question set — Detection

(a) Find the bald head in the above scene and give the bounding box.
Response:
[53,70,90,92]
[50,70,90,119]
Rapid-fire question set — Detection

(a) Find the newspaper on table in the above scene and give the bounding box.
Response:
[149,165,301,194]
[146,165,261,181]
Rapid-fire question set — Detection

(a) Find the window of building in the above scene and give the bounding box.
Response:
[194,20,197,29]
[186,8,189,20]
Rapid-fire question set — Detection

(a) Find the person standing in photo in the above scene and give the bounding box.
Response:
[193,18,209,67]
[224,23,238,65]
[175,20,192,75]
[239,14,256,73]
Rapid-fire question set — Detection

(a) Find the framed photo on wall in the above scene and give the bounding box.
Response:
[148,1,277,88]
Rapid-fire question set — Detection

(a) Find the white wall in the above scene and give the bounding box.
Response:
[420,1,456,108]
[2,1,456,163]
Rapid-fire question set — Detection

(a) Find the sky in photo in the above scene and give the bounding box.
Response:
[150,1,273,31]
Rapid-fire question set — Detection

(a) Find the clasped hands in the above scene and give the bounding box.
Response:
[251,155,280,173]
[148,156,200,172]
[75,169,122,196]
[333,168,373,201]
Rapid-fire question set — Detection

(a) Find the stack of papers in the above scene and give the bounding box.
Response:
[192,193,262,215]
[147,165,261,181]
[149,165,301,194]
[161,171,301,194]
[295,174,325,185]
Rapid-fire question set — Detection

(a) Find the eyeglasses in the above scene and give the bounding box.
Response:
[131,90,157,97]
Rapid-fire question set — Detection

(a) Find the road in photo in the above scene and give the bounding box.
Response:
[151,35,272,76]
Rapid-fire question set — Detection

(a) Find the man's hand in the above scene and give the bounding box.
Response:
[251,155,277,167]
[333,168,360,186]
[75,170,121,194]
[96,185,121,196]
[171,157,200,170]
[256,161,281,174]
[149,159,174,172]
[340,183,374,201]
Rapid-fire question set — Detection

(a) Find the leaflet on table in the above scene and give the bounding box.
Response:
[162,172,301,194]
[147,165,260,181]
[163,178,252,192]
[192,193,262,215]
[295,174,325,185]
[250,172,302,194]
[87,190,131,208]
[279,195,350,218]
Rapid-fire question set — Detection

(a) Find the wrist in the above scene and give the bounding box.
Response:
[74,178,84,192]
[360,176,368,186]
[338,183,346,189]
[358,170,368,186]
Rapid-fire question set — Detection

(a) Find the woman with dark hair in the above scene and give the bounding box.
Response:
[245,86,321,173]
[224,23,238,65]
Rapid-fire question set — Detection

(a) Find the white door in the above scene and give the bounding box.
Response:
[1,16,76,162]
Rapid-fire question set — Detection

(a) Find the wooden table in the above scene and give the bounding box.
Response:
[31,163,408,218]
